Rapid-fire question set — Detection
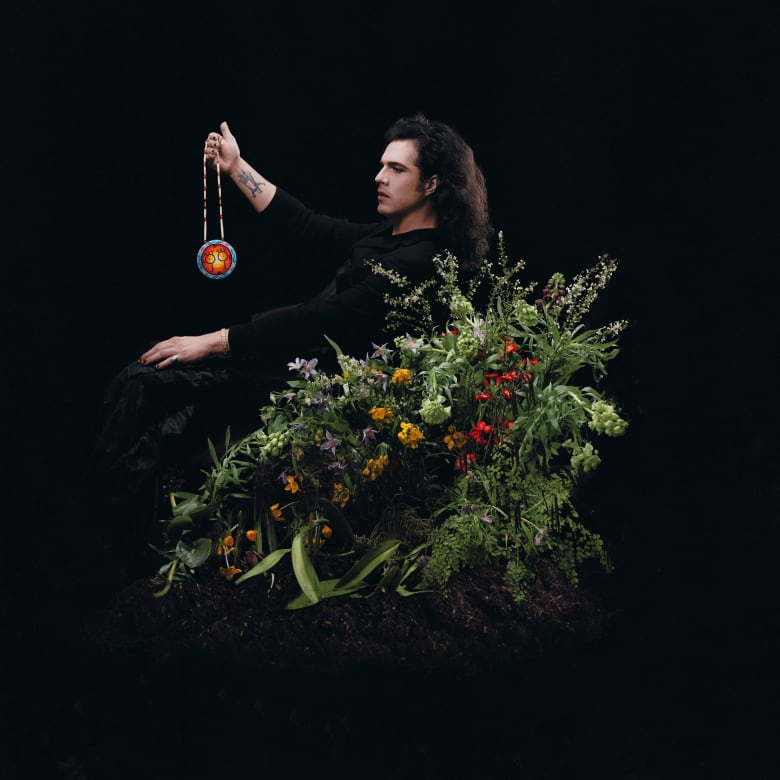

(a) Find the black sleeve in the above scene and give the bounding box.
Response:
[228,239,440,366]
[262,188,380,254]
[228,267,401,365]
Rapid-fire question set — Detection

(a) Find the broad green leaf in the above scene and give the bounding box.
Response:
[291,530,320,604]
[175,537,212,568]
[234,548,290,584]
[285,579,369,610]
[396,584,432,597]
[336,539,401,589]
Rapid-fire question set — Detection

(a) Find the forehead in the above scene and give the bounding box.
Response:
[380,139,420,168]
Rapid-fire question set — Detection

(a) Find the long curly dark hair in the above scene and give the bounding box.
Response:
[384,113,494,270]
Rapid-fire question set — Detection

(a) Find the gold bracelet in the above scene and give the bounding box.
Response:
[220,327,231,355]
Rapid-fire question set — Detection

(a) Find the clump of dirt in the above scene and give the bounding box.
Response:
[85,557,613,673]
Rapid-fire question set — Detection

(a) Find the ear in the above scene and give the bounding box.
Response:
[423,174,439,196]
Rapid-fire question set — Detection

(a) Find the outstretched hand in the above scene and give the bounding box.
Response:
[204,121,240,175]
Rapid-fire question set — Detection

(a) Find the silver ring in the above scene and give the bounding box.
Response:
[170,355,179,364]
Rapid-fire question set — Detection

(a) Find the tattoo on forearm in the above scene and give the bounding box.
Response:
[237,168,266,198]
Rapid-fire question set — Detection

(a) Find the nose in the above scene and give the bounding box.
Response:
[375,167,388,185]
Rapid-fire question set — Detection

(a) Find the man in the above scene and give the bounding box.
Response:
[95,114,493,499]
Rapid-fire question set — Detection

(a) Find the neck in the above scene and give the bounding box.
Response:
[391,205,438,235]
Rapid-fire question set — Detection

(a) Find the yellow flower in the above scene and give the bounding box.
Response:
[245,529,258,542]
[362,453,389,481]
[284,475,301,494]
[219,565,242,581]
[398,422,424,449]
[270,503,284,521]
[368,406,393,426]
[390,368,412,385]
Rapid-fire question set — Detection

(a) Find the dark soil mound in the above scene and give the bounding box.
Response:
[85,558,612,672]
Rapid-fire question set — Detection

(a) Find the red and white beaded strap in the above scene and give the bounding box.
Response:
[202,154,226,243]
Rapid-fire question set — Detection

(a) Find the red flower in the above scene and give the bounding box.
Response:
[469,420,494,446]
[454,452,477,472]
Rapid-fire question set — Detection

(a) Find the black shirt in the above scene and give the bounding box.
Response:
[227,188,442,365]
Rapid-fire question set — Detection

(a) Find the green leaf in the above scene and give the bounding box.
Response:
[317,498,355,552]
[335,539,401,589]
[175,537,212,568]
[152,560,178,598]
[285,579,368,610]
[396,584,432,597]
[291,530,321,604]
[234,548,291,585]
[207,437,221,468]
[323,334,344,356]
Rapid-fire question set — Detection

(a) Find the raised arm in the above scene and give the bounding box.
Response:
[205,121,277,213]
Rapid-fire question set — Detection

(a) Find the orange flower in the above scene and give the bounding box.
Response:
[219,565,242,581]
[223,535,235,548]
[284,475,301,494]
[331,483,350,507]
[390,368,412,385]
[245,529,257,542]
[321,524,333,539]
[270,503,284,520]
[398,421,424,449]
[443,425,467,451]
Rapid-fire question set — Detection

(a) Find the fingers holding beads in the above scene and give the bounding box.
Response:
[203,124,239,173]
[203,132,222,159]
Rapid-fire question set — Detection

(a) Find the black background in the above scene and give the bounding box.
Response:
[4,2,778,777]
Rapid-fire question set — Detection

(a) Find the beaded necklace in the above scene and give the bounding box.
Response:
[196,155,237,279]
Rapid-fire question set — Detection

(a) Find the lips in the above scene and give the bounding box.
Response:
[377,190,389,200]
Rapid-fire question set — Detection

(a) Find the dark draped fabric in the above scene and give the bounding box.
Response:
[92,356,289,500]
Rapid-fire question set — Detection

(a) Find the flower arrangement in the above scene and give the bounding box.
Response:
[152,235,629,608]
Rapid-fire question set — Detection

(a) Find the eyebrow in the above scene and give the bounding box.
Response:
[379,158,410,169]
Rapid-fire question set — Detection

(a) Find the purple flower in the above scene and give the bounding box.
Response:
[361,426,378,443]
[373,372,389,392]
[401,333,423,353]
[287,357,319,379]
[320,430,341,455]
[310,391,329,411]
[370,342,393,363]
